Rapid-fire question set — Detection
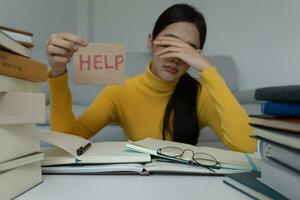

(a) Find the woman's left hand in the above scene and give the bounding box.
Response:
[154,36,212,72]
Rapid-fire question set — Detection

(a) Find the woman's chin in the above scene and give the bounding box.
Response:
[159,72,179,82]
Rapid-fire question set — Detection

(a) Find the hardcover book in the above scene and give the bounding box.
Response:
[250,115,300,133]
[255,85,300,102]
[0,30,31,57]
[261,102,300,117]
[0,153,43,200]
[0,92,45,125]
[0,50,48,82]
[0,74,41,93]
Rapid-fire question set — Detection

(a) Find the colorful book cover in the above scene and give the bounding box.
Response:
[261,102,300,117]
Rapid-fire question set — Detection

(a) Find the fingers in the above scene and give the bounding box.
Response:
[52,55,70,64]
[158,52,181,59]
[155,46,181,57]
[55,32,88,46]
[47,32,88,53]
[45,32,86,73]
[47,45,69,56]
[48,36,78,52]
[154,36,190,48]
[153,39,183,48]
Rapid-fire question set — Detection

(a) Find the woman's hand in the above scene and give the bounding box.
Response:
[153,36,212,72]
[46,32,88,77]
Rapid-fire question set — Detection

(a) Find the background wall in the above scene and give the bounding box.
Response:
[0,0,77,64]
[87,0,300,90]
[1,0,299,90]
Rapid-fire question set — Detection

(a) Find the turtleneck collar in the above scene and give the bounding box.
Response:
[141,62,179,93]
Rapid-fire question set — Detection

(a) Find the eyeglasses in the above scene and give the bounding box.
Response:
[157,146,221,172]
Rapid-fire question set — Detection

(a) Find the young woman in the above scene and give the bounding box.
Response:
[46,4,255,152]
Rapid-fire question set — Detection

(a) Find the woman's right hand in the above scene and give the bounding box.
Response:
[46,32,89,77]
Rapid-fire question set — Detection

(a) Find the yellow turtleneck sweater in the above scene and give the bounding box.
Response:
[48,65,255,153]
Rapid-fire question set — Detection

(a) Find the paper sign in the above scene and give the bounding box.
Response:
[73,43,126,85]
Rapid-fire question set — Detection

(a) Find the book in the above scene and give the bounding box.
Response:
[42,159,249,175]
[0,92,45,125]
[261,101,300,117]
[250,115,300,133]
[126,138,260,171]
[39,130,257,175]
[258,138,300,171]
[260,159,300,200]
[255,85,300,102]
[0,153,43,200]
[223,172,288,200]
[0,124,41,163]
[0,25,33,48]
[0,74,41,93]
[251,126,300,151]
[0,152,43,174]
[0,49,48,82]
[0,29,31,57]
[39,129,151,166]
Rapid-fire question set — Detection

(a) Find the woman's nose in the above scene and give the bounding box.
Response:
[172,58,180,65]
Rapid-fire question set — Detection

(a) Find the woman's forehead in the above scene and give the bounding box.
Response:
[159,22,200,49]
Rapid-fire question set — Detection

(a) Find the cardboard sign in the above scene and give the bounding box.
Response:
[73,43,126,85]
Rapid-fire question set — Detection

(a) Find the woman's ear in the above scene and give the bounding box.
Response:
[147,33,154,52]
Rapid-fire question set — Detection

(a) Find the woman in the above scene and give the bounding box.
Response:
[46,4,255,152]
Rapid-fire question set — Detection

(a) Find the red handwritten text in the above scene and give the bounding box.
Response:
[79,54,124,71]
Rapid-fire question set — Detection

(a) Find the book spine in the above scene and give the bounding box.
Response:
[0,75,41,93]
[0,50,48,82]
[261,102,300,117]
[0,31,32,58]
[260,139,300,172]
[0,25,33,36]
[252,127,300,151]
[0,161,42,200]
[0,92,45,125]
[255,85,300,102]
[260,159,300,200]
[0,124,41,163]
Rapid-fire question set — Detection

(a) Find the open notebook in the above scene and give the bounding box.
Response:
[126,138,260,171]
[39,130,260,175]
[39,129,151,166]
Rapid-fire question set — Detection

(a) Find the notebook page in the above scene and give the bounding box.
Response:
[38,129,90,157]
[80,142,151,163]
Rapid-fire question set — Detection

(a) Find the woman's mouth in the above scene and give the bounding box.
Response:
[164,66,179,74]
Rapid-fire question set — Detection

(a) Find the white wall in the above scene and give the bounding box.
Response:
[85,0,300,90]
[1,0,299,90]
[0,0,77,64]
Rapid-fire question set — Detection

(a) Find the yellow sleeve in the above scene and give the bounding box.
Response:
[48,71,119,139]
[198,66,256,152]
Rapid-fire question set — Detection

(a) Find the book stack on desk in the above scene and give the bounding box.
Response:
[224,87,300,199]
[249,118,300,199]
[255,85,300,117]
[0,25,48,200]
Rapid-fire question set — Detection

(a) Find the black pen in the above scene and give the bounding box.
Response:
[76,142,92,156]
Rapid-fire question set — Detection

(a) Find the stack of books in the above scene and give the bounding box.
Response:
[0,25,48,199]
[255,85,300,117]
[224,86,300,199]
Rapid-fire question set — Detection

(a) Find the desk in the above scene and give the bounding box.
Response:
[17,175,251,200]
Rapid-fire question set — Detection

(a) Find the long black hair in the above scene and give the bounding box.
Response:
[152,4,207,145]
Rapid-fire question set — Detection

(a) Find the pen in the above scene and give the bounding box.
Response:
[76,142,92,156]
